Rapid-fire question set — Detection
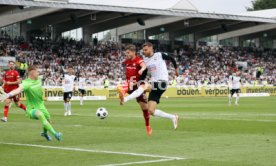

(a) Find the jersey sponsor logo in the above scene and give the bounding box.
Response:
[148,64,157,72]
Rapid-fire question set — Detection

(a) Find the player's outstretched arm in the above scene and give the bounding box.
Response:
[0,85,23,101]
[161,53,179,76]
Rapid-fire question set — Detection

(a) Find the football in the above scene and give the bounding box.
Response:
[96,107,108,119]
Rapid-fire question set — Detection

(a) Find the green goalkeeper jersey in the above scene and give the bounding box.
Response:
[22,78,45,111]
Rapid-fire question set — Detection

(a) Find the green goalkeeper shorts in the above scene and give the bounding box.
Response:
[26,108,51,120]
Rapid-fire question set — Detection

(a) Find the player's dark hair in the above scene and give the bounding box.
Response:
[28,65,37,72]
[8,60,15,64]
[125,44,136,52]
[143,42,153,48]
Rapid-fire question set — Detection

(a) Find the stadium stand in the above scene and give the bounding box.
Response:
[0,33,275,87]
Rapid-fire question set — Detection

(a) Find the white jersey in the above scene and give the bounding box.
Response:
[63,74,76,92]
[143,52,169,82]
[78,77,86,90]
[229,75,241,89]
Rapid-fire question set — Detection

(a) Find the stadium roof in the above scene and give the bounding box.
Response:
[239,9,276,19]
[0,0,276,23]
[69,0,198,11]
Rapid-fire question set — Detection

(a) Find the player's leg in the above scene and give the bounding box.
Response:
[40,120,52,141]
[137,94,152,136]
[1,98,12,122]
[68,99,72,115]
[117,82,129,105]
[148,101,178,130]
[122,83,151,104]
[79,90,84,105]
[235,89,240,105]
[67,92,72,115]
[63,92,69,116]
[14,95,26,111]
[32,109,62,141]
[138,101,150,127]
[80,94,83,105]
[148,82,178,129]
[228,89,234,105]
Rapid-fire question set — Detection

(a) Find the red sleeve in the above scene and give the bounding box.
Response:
[136,57,144,65]
[15,71,20,79]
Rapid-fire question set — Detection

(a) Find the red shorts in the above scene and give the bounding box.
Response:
[8,95,20,102]
[128,85,147,103]
[4,89,20,102]
[121,81,147,103]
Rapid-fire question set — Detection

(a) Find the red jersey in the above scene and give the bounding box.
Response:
[3,69,20,93]
[124,56,144,82]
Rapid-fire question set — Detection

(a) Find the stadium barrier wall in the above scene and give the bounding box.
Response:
[18,86,276,101]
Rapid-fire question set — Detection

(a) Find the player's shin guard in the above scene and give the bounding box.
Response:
[36,111,57,136]
[142,109,150,126]
[124,87,144,102]
[3,105,9,118]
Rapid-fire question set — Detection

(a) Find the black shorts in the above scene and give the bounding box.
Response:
[63,92,72,101]
[230,89,240,95]
[148,81,168,104]
[128,85,147,103]
[78,89,86,95]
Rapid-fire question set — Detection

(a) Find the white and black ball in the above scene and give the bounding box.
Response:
[96,107,108,119]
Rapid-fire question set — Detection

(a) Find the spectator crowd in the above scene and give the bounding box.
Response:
[0,33,275,87]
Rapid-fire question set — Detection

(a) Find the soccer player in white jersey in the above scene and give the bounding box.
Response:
[63,66,76,116]
[228,72,242,105]
[78,73,86,105]
[118,42,179,130]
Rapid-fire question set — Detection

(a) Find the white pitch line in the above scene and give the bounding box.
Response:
[0,142,184,160]
[99,158,176,166]
[104,115,276,123]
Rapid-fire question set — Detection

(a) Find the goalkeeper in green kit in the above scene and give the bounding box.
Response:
[0,65,62,141]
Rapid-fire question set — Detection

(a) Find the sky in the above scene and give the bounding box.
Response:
[190,0,253,14]
[70,0,253,14]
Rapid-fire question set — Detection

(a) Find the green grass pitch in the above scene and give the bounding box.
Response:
[0,97,276,166]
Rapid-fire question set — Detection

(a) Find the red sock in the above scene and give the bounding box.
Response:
[19,103,26,111]
[3,106,9,118]
[142,109,150,126]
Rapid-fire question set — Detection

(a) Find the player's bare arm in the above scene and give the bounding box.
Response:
[0,84,23,101]
[138,62,147,75]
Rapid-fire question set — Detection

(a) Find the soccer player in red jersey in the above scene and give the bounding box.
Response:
[1,61,26,122]
[118,44,152,136]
